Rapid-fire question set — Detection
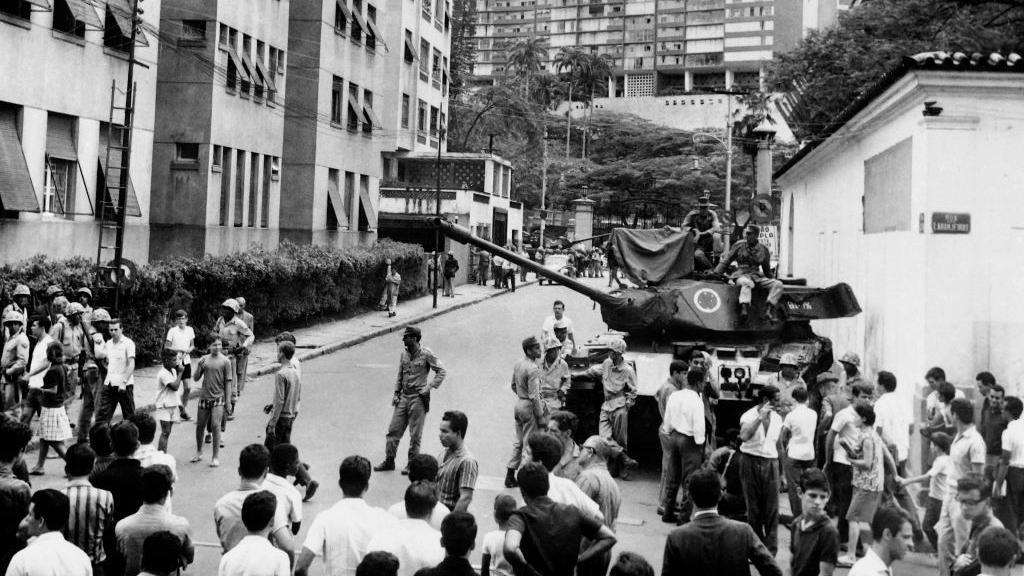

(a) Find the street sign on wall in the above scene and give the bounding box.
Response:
[931,212,970,234]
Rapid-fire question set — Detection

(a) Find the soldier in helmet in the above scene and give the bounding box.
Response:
[234,296,255,394]
[579,337,640,478]
[682,190,723,268]
[713,224,784,322]
[36,285,64,326]
[214,298,254,430]
[1,311,30,413]
[2,285,32,341]
[766,353,806,416]
[75,287,94,322]
[538,336,570,416]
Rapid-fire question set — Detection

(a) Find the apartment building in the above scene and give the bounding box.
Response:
[149,0,289,259]
[0,0,160,264]
[281,0,451,248]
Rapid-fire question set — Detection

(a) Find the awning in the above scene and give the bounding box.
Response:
[365,17,388,51]
[65,0,103,28]
[358,181,377,229]
[0,108,41,212]
[350,6,367,36]
[335,0,351,22]
[363,105,382,130]
[327,180,349,227]
[99,127,142,217]
[225,47,254,88]
[404,39,416,61]
[105,0,149,46]
[239,51,259,90]
[46,114,77,160]
[25,0,51,9]
[347,95,361,127]
[254,57,277,94]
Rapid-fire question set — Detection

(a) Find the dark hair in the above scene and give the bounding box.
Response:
[1005,397,1023,419]
[0,419,32,462]
[759,385,779,402]
[851,383,874,399]
[526,432,562,472]
[30,489,70,531]
[724,428,741,448]
[241,490,278,532]
[270,444,299,476]
[930,432,953,454]
[669,360,688,375]
[956,475,992,500]
[160,349,178,363]
[493,494,517,525]
[686,369,705,387]
[357,551,399,576]
[926,366,946,381]
[141,531,183,574]
[442,410,469,438]
[522,337,539,353]
[517,461,550,499]
[129,412,157,445]
[990,384,1005,396]
[111,421,140,457]
[404,480,438,519]
[938,382,957,404]
[745,224,760,234]
[208,332,224,345]
[45,340,63,362]
[553,300,565,309]
[870,505,910,540]
[549,410,579,433]
[976,371,996,386]
[408,454,439,483]
[800,468,830,493]
[278,341,295,360]
[791,386,808,403]
[141,467,172,504]
[440,511,477,556]
[854,404,876,426]
[688,468,722,509]
[31,315,51,332]
[274,331,297,345]
[339,455,372,497]
[950,398,974,425]
[977,526,1020,568]
[609,552,655,576]
[89,422,113,457]
[877,371,897,393]
[238,444,271,480]
[173,309,188,319]
[65,443,96,477]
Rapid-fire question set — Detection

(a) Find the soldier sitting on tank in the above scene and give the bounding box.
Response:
[683,191,723,269]
[713,224,784,322]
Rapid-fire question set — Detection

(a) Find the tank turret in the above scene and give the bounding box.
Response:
[431,218,861,340]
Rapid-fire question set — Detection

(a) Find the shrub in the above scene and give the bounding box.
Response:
[0,240,426,363]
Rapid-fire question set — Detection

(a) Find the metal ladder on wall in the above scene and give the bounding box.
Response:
[95,80,136,311]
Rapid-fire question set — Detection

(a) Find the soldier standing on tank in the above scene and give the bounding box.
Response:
[505,336,545,488]
[713,224,784,322]
[682,191,723,268]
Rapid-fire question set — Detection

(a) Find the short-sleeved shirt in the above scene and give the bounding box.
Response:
[195,354,232,400]
[63,479,114,564]
[27,335,53,389]
[396,347,446,397]
[437,446,478,511]
[575,463,621,529]
[154,367,180,409]
[387,500,449,531]
[790,514,839,576]
[541,315,574,339]
[1001,419,1024,468]
[830,405,860,465]
[263,473,303,527]
[481,529,513,576]
[366,518,445,576]
[655,379,679,421]
[507,496,603,576]
[739,406,783,459]
[215,487,290,552]
[103,337,136,388]
[926,388,965,421]
[949,425,986,485]
[164,325,195,362]
[927,454,952,499]
[219,535,290,576]
[873,392,911,461]
[783,404,817,461]
[302,498,397,576]
[41,364,67,408]
[115,504,192,576]
[981,409,1009,456]
[215,316,254,352]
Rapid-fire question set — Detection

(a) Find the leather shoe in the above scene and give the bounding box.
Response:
[302,480,320,502]
[373,460,395,472]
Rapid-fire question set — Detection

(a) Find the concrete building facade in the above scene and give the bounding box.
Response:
[149,0,289,259]
[775,53,1024,406]
[0,0,160,264]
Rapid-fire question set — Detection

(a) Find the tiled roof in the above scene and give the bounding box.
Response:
[774,51,1024,179]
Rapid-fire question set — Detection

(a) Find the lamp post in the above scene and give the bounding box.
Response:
[752,117,777,197]
[433,127,445,309]
[692,130,734,252]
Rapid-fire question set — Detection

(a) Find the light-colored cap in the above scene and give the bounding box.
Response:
[45,285,63,297]
[607,338,627,354]
[840,352,861,367]
[66,302,85,316]
[91,308,112,322]
[542,336,562,351]
[76,287,93,297]
[235,296,247,307]
[221,298,240,313]
[816,372,839,385]
[3,310,24,324]
[779,353,799,366]
[13,284,30,297]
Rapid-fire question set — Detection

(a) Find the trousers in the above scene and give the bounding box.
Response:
[508,399,540,470]
[96,385,135,423]
[829,462,853,541]
[784,457,815,518]
[443,276,454,297]
[736,274,784,305]
[923,496,943,551]
[1003,467,1024,538]
[661,431,704,516]
[599,405,629,449]
[264,416,312,486]
[385,395,426,461]
[740,452,780,554]
[76,368,101,443]
[936,491,969,576]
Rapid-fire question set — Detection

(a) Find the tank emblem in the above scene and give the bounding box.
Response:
[694,288,721,313]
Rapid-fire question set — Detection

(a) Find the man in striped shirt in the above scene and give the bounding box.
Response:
[62,443,114,575]
[436,411,478,513]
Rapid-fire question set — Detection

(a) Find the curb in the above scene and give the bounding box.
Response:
[248,279,541,378]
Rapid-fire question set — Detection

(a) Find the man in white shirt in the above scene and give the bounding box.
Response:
[873,371,923,544]
[6,489,92,576]
[295,455,398,576]
[825,382,873,546]
[19,316,54,426]
[264,444,305,536]
[367,481,445,576]
[96,318,137,423]
[994,396,1024,535]
[924,366,964,422]
[848,505,914,576]
[739,385,784,555]
[540,301,574,343]
[937,398,987,576]
[780,385,816,519]
[386,454,448,530]
[219,490,291,576]
[130,413,177,481]
[660,369,707,523]
[527,432,604,522]
[164,309,195,421]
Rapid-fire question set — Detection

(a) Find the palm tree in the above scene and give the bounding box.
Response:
[506,37,548,99]
[554,48,591,157]
[581,53,613,158]
[529,72,565,111]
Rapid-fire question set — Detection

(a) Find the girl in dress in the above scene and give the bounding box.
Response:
[31,341,72,475]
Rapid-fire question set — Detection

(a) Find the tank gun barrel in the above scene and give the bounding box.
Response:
[566,233,611,247]
[428,217,620,305]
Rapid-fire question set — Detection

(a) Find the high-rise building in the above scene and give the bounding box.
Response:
[474,0,781,95]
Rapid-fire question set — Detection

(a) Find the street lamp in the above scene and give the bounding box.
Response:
[752,118,777,197]
[692,130,734,252]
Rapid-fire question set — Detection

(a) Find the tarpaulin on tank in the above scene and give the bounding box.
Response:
[610,226,695,285]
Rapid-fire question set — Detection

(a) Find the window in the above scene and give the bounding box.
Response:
[432,48,442,87]
[429,106,438,137]
[331,76,343,125]
[404,30,415,63]
[362,89,375,135]
[54,0,86,38]
[234,151,245,226]
[366,5,376,51]
[261,155,270,228]
[401,94,410,128]
[271,157,280,180]
[440,111,446,136]
[43,159,75,215]
[334,0,349,33]
[212,145,223,172]
[327,168,340,231]
[219,23,230,45]
[351,0,363,43]
[248,152,259,227]
[422,0,432,20]
[275,49,285,74]
[419,40,430,80]
[182,20,206,41]
[347,83,360,131]
[0,0,32,20]
[344,171,355,220]
[175,143,200,162]
[219,147,231,225]
[417,99,427,132]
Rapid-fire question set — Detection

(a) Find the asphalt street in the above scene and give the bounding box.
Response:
[32,277,940,575]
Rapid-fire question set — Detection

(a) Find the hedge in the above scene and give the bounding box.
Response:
[0,240,426,364]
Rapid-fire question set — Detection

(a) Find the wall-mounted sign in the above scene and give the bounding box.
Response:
[931,212,970,234]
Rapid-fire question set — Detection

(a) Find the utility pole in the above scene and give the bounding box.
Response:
[539,128,548,249]
[723,93,734,253]
[433,127,445,309]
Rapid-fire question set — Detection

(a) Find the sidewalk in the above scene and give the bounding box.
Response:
[129,276,540,404]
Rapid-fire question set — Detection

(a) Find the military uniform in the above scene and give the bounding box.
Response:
[384,341,446,465]
[716,240,783,306]
[507,357,544,471]
[682,208,722,258]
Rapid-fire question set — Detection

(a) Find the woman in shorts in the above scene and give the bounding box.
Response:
[838,404,887,566]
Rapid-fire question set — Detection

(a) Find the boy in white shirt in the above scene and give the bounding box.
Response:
[154,350,183,452]
[481,494,516,576]
[897,432,952,552]
[164,310,195,421]
[781,386,817,518]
